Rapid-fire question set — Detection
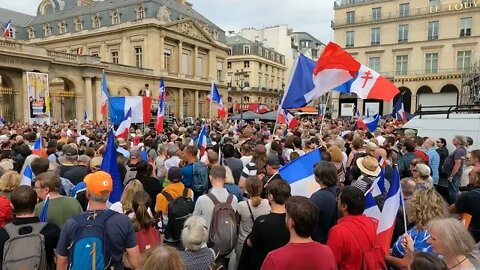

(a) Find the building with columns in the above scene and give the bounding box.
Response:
[0,0,229,123]
[225,35,286,112]
[332,0,480,118]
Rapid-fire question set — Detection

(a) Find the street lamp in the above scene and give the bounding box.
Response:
[235,69,248,122]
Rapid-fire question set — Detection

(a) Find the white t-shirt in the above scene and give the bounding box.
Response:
[236,199,271,242]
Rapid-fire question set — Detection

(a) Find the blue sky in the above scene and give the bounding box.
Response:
[2,0,333,42]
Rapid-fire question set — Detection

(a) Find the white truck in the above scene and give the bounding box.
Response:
[402,106,480,152]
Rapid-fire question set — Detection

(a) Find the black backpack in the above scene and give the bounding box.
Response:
[163,188,194,241]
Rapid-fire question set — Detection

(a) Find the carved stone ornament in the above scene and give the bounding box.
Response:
[169,21,209,42]
[157,5,171,24]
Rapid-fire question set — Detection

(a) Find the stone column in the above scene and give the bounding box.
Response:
[121,36,129,65]
[84,77,93,121]
[178,41,183,74]
[357,98,364,116]
[178,88,183,119]
[159,35,165,72]
[95,77,102,121]
[208,50,216,81]
[194,89,199,118]
[75,84,83,123]
[193,45,198,77]
[411,95,417,113]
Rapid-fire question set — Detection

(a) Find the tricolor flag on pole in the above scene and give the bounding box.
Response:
[84,110,89,122]
[392,97,407,123]
[100,70,109,118]
[356,114,380,133]
[21,164,33,186]
[364,167,402,254]
[115,108,132,139]
[209,82,226,118]
[39,194,50,222]
[314,42,399,101]
[31,137,43,156]
[196,124,207,157]
[279,148,322,198]
[155,78,166,133]
[101,129,123,204]
[277,109,299,129]
[3,20,12,38]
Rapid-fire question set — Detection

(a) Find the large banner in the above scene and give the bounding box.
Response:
[26,72,50,124]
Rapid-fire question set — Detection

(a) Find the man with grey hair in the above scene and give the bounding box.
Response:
[56,171,140,269]
[374,128,385,145]
[443,135,468,204]
[423,138,440,185]
[155,144,168,178]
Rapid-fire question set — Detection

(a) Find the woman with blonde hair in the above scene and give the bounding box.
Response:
[110,179,145,217]
[0,171,21,199]
[180,216,214,270]
[327,145,346,186]
[387,188,448,269]
[140,245,185,270]
[235,176,271,268]
[412,163,434,189]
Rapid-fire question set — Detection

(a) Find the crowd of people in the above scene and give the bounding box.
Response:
[0,116,479,270]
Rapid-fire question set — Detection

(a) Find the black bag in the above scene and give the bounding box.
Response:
[163,188,194,241]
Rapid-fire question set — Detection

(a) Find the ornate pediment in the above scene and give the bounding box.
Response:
[164,19,215,44]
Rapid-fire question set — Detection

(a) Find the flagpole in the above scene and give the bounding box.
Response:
[318,92,331,136]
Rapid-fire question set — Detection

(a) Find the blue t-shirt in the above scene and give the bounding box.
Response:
[181,163,194,188]
[56,210,137,270]
[391,227,432,258]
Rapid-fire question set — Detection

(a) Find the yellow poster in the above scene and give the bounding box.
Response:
[26,72,50,124]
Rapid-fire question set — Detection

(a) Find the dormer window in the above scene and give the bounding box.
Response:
[136,6,145,19]
[58,21,66,34]
[92,15,101,28]
[111,10,120,24]
[28,28,35,39]
[44,24,52,36]
[74,18,83,31]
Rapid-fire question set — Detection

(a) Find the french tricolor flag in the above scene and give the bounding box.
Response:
[109,96,152,125]
[356,114,380,133]
[155,78,166,133]
[392,97,407,123]
[364,167,401,254]
[3,20,12,38]
[209,82,226,118]
[21,164,33,186]
[277,109,298,129]
[100,70,109,117]
[314,42,399,102]
[196,124,207,157]
[115,108,132,139]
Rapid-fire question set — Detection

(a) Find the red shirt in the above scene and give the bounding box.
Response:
[261,241,336,270]
[414,149,429,163]
[327,215,377,270]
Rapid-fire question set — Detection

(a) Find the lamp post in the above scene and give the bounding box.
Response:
[235,69,248,122]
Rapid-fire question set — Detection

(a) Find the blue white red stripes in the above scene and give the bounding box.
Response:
[155,78,166,133]
[277,109,298,129]
[196,124,207,157]
[392,97,407,123]
[21,164,33,186]
[115,108,132,139]
[356,114,380,133]
[3,20,12,38]
[101,70,109,117]
[109,96,152,125]
[209,82,226,118]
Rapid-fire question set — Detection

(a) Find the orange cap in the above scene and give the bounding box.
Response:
[84,171,113,196]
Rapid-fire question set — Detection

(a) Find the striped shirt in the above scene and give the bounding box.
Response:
[242,162,257,178]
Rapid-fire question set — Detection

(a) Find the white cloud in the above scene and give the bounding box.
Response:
[1,0,333,42]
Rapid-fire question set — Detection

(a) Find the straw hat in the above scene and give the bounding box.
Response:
[356,156,381,177]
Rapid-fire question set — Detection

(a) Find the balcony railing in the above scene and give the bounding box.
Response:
[333,2,480,27]
[379,68,464,78]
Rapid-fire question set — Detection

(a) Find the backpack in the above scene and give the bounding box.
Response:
[68,210,116,270]
[163,188,194,241]
[343,222,387,270]
[124,163,138,185]
[206,193,237,256]
[2,222,47,270]
[192,162,208,194]
[136,227,160,253]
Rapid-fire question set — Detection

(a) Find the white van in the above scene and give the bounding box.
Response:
[403,113,480,152]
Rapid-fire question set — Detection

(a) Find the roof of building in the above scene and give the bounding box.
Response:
[0,7,34,27]
[226,35,255,45]
[292,31,325,45]
[29,0,220,29]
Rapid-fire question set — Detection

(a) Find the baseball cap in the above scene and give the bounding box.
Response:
[168,167,183,182]
[64,146,78,157]
[84,171,112,196]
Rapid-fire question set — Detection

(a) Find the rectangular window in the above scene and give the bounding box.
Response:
[429,0,440,6]
[244,61,250,68]
[371,28,380,45]
[75,21,83,31]
[457,50,472,71]
[44,26,51,36]
[59,23,66,34]
[346,31,354,47]
[368,57,381,72]
[258,47,263,55]
[398,24,409,43]
[372,7,381,21]
[93,17,101,28]
[163,49,171,71]
[134,47,142,68]
[460,17,472,37]
[112,13,120,24]
[197,57,204,76]
[228,48,232,55]
[181,53,188,75]
[111,50,119,64]
[264,49,269,58]
[346,11,355,24]
[227,61,231,69]
[396,55,408,75]
[399,3,409,17]
[243,45,250,54]
[425,53,439,73]
[428,21,439,40]
[216,61,223,81]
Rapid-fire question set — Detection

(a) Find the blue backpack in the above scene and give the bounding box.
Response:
[68,210,116,270]
[192,162,208,194]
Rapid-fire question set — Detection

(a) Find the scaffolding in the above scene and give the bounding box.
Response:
[460,59,480,105]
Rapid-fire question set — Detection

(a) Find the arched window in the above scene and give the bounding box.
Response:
[58,21,66,34]
[92,15,101,28]
[111,11,120,24]
[44,24,52,36]
[136,6,145,20]
[74,18,83,31]
[28,27,35,39]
